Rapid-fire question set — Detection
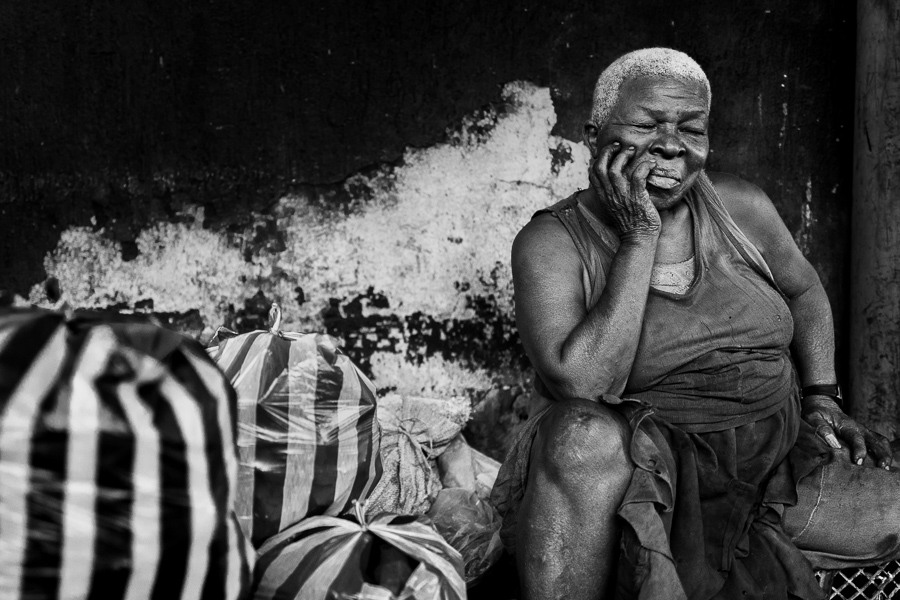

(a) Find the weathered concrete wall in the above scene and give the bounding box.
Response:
[0,0,858,456]
[850,0,900,438]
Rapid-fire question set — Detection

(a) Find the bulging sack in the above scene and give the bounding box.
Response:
[208,304,383,547]
[0,308,253,600]
[366,394,471,517]
[252,502,466,600]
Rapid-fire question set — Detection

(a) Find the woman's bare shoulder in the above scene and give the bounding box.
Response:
[512,212,579,264]
[706,171,773,215]
[706,171,784,235]
[705,170,803,270]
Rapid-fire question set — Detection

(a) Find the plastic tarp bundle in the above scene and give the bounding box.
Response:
[366,394,471,516]
[435,434,500,503]
[208,310,382,547]
[0,308,254,600]
[427,488,503,585]
[251,502,466,600]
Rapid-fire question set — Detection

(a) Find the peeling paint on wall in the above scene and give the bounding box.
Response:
[795,176,815,256]
[268,81,587,325]
[29,81,589,396]
[370,351,493,398]
[778,102,788,149]
[29,208,259,327]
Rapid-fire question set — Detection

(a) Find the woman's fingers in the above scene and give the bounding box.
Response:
[806,409,841,449]
[833,413,889,467]
[589,144,660,236]
[608,146,635,192]
[841,424,867,466]
[592,143,619,197]
[830,414,890,467]
[817,424,842,449]
[631,159,656,191]
[804,402,892,469]
[594,143,652,200]
[864,427,893,470]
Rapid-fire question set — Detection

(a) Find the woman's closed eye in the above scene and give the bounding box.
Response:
[678,121,707,135]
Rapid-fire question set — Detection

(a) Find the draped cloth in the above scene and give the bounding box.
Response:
[490,172,832,599]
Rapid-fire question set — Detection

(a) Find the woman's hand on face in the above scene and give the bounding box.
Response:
[801,396,893,469]
[589,142,662,242]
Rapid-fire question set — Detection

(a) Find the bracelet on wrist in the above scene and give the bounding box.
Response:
[800,384,843,409]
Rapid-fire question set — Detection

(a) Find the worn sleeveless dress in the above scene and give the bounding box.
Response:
[491,172,830,600]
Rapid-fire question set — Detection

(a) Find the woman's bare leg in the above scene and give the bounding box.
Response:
[516,399,634,599]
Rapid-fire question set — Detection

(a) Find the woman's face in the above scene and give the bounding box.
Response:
[589,75,710,211]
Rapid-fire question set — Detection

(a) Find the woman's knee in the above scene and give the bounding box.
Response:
[533,399,632,485]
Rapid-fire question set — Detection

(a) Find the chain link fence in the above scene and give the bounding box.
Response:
[817,563,900,599]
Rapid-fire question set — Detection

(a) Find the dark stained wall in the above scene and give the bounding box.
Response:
[0,0,858,449]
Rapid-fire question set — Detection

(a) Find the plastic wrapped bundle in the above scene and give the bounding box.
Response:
[0,308,253,600]
[208,305,382,547]
[436,434,501,502]
[252,502,466,600]
[427,488,503,585]
[366,394,471,516]
[376,393,472,456]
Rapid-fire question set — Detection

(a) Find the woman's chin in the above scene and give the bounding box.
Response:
[648,185,685,210]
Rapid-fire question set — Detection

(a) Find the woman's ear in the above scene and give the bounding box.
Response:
[583,122,600,158]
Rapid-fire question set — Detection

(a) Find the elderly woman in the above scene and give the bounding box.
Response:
[491,48,900,600]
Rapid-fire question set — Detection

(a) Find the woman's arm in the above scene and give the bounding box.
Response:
[512,217,657,399]
[711,171,892,467]
[711,172,837,385]
[513,144,660,400]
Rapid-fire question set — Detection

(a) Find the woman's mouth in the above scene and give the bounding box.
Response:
[647,168,681,190]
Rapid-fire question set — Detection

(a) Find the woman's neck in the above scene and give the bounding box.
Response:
[655,201,694,263]
[658,200,690,230]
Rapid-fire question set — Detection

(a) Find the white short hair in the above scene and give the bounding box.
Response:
[590,48,711,128]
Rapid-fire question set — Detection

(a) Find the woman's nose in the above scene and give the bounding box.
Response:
[649,130,685,159]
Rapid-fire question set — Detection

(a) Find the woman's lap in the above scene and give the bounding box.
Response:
[496,397,900,573]
[782,446,900,569]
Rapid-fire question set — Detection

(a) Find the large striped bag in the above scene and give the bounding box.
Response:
[252,502,466,600]
[0,308,254,600]
[208,305,382,547]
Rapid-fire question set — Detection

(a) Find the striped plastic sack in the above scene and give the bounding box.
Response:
[251,502,466,600]
[208,304,382,547]
[0,308,254,600]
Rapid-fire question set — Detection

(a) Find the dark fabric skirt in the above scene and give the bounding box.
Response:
[489,396,832,600]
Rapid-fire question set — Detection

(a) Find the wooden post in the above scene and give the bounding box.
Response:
[849,0,900,437]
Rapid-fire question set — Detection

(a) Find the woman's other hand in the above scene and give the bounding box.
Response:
[801,396,893,469]
[589,142,661,241]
